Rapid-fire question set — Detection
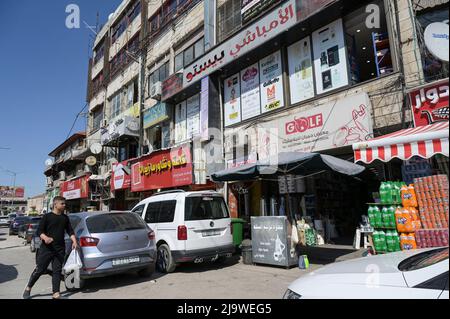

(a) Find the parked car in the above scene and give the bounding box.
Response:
[34,211,157,290]
[284,247,449,299]
[7,213,17,226]
[131,190,234,273]
[9,216,31,236]
[0,215,9,227]
[18,216,42,242]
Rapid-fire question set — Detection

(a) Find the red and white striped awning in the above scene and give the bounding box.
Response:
[353,122,449,163]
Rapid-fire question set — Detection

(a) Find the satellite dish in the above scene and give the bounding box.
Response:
[90,143,103,155]
[85,156,97,166]
[45,159,54,166]
[424,22,449,62]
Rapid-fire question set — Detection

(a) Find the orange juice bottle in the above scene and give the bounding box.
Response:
[408,184,418,207]
[395,207,406,233]
[403,208,414,233]
[400,233,409,250]
[401,184,410,207]
[407,233,417,249]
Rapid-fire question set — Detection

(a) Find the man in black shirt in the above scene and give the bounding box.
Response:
[23,196,78,299]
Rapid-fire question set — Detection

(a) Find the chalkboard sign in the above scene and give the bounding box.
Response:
[251,216,298,267]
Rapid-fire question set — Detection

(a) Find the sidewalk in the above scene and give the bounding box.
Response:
[0,228,26,250]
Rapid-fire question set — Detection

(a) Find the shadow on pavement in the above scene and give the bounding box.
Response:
[174,255,241,273]
[0,263,19,284]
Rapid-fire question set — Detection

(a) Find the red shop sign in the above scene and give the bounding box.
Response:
[60,176,89,200]
[409,79,449,127]
[131,145,193,192]
[111,159,133,191]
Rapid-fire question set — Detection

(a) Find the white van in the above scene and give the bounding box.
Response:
[131,190,234,273]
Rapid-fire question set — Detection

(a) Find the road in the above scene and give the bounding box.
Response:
[0,226,321,299]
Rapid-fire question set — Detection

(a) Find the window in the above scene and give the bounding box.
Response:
[144,202,160,223]
[174,37,205,72]
[414,272,449,291]
[111,0,141,44]
[131,205,145,216]
[110,35,140,76]
[343,0,393,84]
[217,0,242,43]
[118,143,138,162]
[92,106,103,131]
[126,78,138,109]
[86,213,147,233]
[94,42,105,64]
[185,196,230,221]
[92,71,104,95]
[158,201,177,223]
[398,247,448,272]
[111,93,121,119]
[149,62,170,95]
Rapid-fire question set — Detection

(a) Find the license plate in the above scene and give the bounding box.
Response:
[202,230,221,237]
[112,256,140,266]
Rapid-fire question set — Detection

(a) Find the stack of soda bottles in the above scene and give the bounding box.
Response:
[395,183,422,250]
[413,175,449,248]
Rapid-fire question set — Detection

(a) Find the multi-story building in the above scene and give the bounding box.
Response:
[26,193,46,215]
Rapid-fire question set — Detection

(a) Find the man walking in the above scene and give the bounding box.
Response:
[23,196,78,299]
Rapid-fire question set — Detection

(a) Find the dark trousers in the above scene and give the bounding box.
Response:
[28,245,65,293]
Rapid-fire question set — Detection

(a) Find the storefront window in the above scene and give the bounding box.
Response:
[343,0,393,84]
[415,4,449,82]
[217,0,242,43]
[92,106,103,131]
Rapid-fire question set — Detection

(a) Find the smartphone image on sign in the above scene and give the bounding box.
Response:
[327,45,340,66]
[322,70,332,90]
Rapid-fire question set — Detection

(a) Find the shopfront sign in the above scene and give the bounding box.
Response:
[183,0,297,88]
[161,73,184,101]
[241,63,262,121]
[0,186,25,198]
[100,115,140,145]
[312,19,349,94]
[60,176,89,200]
[224,73,242,126]
[111,160,133,191]
[409,79,449,127]
[288,36,315,104]
[241,0,281,24]
[143,103,169,129]
[130,145,193,192]
[259,50,284,113]
[258,93,373,156]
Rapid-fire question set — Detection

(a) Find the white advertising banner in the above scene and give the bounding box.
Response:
[186,94,200,138]
[224,74,242,127]
[183,0,296,87]
[259,50,284,113]
[258,93,373,156]
[312,19,349,94]
[288,37,315,104]
[240,63,261,121]
[175,100,187,143]
[63,189,81,200]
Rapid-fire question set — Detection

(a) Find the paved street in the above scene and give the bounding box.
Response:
[0,227,321,299]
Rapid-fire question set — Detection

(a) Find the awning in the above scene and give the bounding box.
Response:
[353,122,449,164]
[211,152,365,182]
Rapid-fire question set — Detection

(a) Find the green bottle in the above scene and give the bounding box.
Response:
[392,231,401,251]
[386,231,394,252]
[379,231,387,252]
[385,182,393,204]
[382,207,390,228]
[372,231,379,252]
[379,182,386,204]
[388,206,396,229]
[368,206,375,227]
[373,206,382,228]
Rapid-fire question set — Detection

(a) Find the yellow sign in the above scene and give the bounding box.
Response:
[139,153,187,176]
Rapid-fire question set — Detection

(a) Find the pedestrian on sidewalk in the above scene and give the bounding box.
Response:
[22,196,78,299]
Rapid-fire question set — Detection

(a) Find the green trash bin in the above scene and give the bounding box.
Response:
[231,218,245,247]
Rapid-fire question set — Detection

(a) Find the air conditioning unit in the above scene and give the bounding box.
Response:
[59,171,66,181]
[150,81,162,100]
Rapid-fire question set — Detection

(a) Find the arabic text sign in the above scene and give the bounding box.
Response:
[143,103,169,129]
[258,93,373,156]
[60,176,89,200]
[130,145,193,192]
[111,160,133,191]
[408,79,449,127]
[183,0,297,88]
[0,186,25,198]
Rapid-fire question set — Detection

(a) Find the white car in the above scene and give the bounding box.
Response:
[284,247,449,299]
[132,190,234,273]
[0,215,9,227]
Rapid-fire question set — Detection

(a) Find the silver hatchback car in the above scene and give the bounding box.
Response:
[34,211,157,290]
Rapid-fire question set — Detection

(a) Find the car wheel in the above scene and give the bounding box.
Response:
[157,244,176,273]
[137,263,155,278]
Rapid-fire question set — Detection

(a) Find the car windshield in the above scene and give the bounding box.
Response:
[86,213,147,233]
[185,196,230,221]
[398,247,449,272]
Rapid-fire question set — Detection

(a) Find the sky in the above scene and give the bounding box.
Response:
[0,0,122,198]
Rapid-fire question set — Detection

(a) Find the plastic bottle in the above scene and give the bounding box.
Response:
[379,182,386,204]
[392,231,401,251]
[395,207,406,233]
[392,182,400,203]
[401,184,410,207]
[385,182,393,204]
[400,233,409,250]
[374,206,382,228]
[379,230,387,252]
[386,230,394,252]
[403,208,414,233]
[372,230,379,252]
[368,206,375,227]
[388,206,396,229]
[382,206,390,228]
[407,233,417,250]
[408,184,418,207]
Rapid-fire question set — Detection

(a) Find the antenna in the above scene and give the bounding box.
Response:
[96,11,99,34]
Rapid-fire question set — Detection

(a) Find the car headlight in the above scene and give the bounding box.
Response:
[283,289,302,299]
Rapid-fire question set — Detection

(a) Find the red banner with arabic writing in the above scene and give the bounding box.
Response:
[409,79,449,127]
[60,176,89,200]
[131,145,193,192]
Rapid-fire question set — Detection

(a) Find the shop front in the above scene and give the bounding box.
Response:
[110,158,140,210]
[59,175,90,213]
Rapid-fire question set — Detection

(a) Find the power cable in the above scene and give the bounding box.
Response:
[66,103,88,139]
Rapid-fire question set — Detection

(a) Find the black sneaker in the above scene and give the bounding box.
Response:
[22,289,31,299]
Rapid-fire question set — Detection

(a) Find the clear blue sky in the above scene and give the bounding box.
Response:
[0,0,122,198]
